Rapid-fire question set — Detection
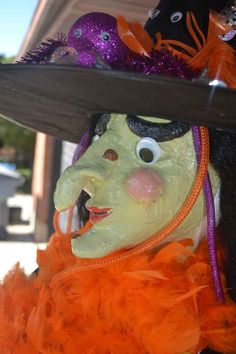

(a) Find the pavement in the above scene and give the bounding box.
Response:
[0,194,50,280]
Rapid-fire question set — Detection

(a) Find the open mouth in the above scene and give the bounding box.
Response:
[71,192,112,238]
[87,206,112,224]
[77,190,112,229]
[76,190,112,232]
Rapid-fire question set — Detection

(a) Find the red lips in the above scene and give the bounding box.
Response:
[87,206,112,224]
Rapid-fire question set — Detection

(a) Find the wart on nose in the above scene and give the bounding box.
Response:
[103,149,118,161]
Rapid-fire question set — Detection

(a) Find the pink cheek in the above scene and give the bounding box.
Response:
[125,168,164,203]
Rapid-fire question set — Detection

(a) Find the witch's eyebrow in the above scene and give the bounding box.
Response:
[126,115,190,142]
[95,113,111,136]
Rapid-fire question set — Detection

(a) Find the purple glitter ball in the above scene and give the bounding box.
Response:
[67,12,129,67]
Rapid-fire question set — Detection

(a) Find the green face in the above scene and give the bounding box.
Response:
[54,114,220,258]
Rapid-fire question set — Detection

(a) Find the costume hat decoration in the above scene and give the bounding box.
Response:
[145,0,236,87]
[0,7,236,142]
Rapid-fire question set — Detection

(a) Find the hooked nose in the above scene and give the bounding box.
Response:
[54,151,114,211]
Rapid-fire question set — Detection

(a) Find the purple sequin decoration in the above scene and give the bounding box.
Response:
[113,50,197,80]
[67,13,129,67]
[72,130,90,164]
[19,12,198,80]
[219,29,236,42]
[19,34,67,64]
[192,126,225,304]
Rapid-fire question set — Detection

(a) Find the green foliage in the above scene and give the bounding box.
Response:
[0,55,36,166]
[0,55,35,192]
[0,117,36,165]
[0,117,35,152]
[16,168,32,193]
[0,54,15,63]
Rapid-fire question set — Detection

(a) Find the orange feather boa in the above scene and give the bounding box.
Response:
[0,232,236,354]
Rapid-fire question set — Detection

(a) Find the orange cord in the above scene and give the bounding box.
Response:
[158,38,198,57]
[154,32,162,52]
[54,208,93,238]
[154,12,207,59]
[165,45,192,62]
[186,12,203,51]
[155,12,211,63]
[53,210,64,237]
[188,13,227,67]
[189,12,206,47]
[154,32,194,60]
[73,220,93,236]
[53,208,76,237]
[66,208,74,234]
[50,126,209,288]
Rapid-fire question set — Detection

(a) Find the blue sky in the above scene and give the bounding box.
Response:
[0,1,38,57]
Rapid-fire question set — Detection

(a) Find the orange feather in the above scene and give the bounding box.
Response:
[152,10,236,88]
[0,232,236,353]
[117,16,152,56]
[189,11,236,88]
[189,36,236,88]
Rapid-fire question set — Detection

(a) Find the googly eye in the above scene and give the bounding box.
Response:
[136,138,162,164]
[170,11,183,23]
[92,134,100,143]
[100,32,110,42]
[148,8,160,19]
[74,28,82,38]
[231,11,236,24]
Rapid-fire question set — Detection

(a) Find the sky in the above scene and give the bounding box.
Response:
[0,0,38,57]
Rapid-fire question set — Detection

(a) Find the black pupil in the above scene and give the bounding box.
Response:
[75,29,81,37]
[173,15,180,21]
[139,148,154,163]
[103,34,109,40]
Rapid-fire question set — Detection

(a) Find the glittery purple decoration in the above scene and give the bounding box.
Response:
[20,12,198,80]
[72,130,90,164]
[192,126,225,304]
[113,50,197,80]
[67,12,198,80]
[219,29,236,42]
[67,13,129,67]
[19,34,67,64]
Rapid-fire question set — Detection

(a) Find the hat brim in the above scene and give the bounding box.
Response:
[0,64,235,143]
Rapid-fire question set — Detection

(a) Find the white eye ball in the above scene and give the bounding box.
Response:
[100,32,110,42]
[170,11,183,23]
[92,134,100,143]
[148,8,160,19]
[136,138,162,164]
[74,28,82,38]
